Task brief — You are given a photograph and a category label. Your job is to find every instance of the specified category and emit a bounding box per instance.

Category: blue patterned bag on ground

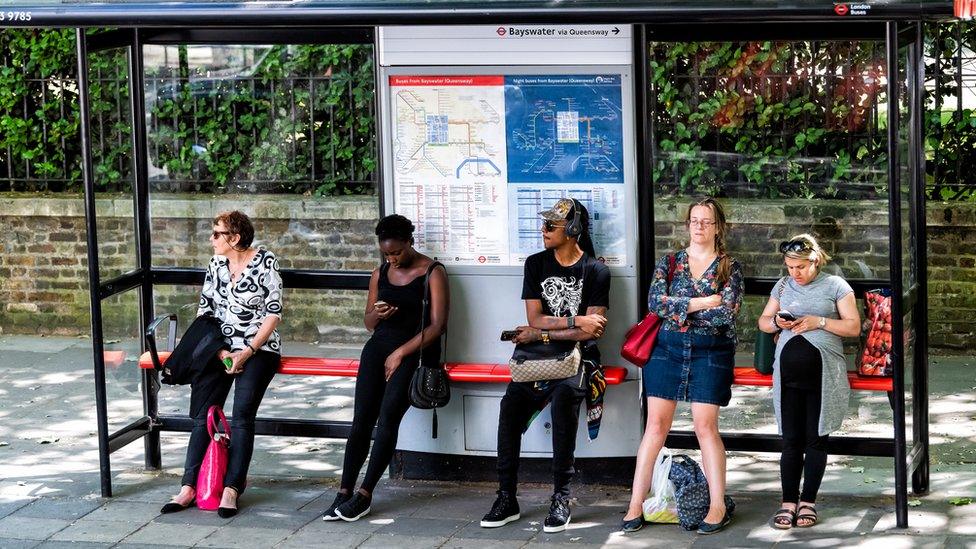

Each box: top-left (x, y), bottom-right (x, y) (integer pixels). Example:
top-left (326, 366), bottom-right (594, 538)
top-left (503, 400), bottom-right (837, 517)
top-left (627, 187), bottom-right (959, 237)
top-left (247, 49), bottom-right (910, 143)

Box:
top-left (668, 454), bottom-right (735, 530)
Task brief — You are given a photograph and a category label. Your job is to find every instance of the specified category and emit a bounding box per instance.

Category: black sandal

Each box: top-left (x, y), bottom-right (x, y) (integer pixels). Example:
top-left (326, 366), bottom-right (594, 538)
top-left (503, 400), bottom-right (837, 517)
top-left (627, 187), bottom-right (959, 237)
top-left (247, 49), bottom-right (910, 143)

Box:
top-left (772, 507), bottom-right (796, 529)
top-left (795, 505), bottom-right (818, 528)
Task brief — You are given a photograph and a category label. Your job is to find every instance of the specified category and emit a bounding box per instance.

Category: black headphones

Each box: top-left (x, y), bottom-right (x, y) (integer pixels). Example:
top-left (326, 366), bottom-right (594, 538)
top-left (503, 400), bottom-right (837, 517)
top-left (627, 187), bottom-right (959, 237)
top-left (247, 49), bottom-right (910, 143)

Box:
top-left (564, 199), bottom-right (584, 238)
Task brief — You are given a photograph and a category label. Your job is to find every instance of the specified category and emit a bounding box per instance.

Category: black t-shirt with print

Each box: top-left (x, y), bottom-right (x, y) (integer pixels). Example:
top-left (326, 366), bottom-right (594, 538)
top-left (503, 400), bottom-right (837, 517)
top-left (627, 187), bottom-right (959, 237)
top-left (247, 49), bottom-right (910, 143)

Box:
top-left (521, 249), bottom-right (611, 362)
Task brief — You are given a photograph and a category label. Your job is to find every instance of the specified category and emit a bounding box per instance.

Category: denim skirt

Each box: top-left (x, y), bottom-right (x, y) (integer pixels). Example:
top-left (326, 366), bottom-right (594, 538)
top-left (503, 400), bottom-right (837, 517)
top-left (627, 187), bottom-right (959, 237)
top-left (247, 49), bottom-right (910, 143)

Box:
top-left (642, 328), bottom-right (735, 406)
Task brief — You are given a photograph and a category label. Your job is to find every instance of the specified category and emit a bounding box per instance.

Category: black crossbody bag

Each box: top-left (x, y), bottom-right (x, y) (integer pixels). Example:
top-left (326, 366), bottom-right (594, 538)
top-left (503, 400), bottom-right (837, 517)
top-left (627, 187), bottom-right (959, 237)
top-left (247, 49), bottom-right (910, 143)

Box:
top-left (408, 261), bottom-right (450, 438)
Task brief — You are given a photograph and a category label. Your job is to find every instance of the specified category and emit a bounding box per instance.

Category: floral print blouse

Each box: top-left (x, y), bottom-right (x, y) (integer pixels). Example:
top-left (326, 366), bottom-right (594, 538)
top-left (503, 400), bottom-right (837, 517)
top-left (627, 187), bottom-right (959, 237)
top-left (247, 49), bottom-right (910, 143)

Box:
top-left (647, 249), bottom-right (744, 338)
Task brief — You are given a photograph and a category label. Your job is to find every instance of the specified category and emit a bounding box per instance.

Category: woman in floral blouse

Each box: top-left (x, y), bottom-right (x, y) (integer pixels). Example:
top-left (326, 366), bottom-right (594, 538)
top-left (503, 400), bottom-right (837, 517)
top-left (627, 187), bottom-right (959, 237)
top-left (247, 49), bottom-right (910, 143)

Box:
top-left (621, 197), bottom-right (744, 535)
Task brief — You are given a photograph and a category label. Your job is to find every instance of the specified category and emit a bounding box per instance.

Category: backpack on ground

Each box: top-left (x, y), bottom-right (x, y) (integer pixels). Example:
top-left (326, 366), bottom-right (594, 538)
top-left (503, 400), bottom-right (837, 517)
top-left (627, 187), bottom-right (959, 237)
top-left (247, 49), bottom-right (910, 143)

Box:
top-left (668, 453), bottom-right (735, 530)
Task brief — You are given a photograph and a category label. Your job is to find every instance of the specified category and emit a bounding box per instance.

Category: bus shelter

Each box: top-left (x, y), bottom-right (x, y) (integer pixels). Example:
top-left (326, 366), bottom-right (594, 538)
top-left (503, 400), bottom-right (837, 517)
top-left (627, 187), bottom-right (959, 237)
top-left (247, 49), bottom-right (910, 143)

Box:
top-left (2, 0), bottom-right (946, 528)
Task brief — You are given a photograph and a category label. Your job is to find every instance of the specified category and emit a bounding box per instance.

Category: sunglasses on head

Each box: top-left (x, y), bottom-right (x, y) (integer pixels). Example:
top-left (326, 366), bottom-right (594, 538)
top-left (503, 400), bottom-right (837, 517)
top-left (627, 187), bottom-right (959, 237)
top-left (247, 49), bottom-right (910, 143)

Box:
top-left (779, 239), bottom-right (813, 254)
top-left (543, 220), bottom-right (566, 232)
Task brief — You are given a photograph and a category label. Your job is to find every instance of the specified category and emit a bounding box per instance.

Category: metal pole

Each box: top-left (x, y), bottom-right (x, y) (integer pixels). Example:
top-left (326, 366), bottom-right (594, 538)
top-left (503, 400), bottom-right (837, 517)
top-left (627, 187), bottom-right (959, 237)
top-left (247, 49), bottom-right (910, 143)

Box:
top-left (128, 29), bottom-right (162, 470)
top-left (910, 22), bottom-right (930, 495)
top-left (885, 20), bottom-right (909, 529)
top-left (77, 28), bottom-right (114, 498)
top-left (634, 23), bottom-right (651, 426)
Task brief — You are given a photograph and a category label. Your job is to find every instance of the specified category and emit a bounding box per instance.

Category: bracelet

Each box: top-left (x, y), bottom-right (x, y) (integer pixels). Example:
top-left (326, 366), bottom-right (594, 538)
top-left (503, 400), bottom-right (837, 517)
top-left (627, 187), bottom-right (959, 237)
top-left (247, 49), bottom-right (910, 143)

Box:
top-left (769, 317), bottom-right (780, 332)
top-left (567, 316), bottom-right (575, 329)
top-left (245, 342), bottom-right (257, 354)
top-left (540, 330), bottom-right (551, 344)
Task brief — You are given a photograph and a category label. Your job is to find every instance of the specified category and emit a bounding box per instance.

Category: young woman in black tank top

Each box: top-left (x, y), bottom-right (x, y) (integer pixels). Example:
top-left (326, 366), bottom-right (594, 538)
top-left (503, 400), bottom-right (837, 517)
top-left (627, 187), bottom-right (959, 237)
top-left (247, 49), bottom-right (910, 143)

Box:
top-left (323, 214), bottom-right (449, 522)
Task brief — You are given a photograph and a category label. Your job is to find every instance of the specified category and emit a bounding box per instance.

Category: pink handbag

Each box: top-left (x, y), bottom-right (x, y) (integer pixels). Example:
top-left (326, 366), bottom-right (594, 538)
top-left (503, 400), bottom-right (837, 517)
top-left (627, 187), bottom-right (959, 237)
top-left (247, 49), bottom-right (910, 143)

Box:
top-left (195, 405), bottom-right (231, 510)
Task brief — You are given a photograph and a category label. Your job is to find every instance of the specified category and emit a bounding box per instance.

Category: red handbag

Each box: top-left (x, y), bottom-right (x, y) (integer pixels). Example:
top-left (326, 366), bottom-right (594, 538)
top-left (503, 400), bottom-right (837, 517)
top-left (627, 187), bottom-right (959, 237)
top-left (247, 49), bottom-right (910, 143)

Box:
top-left (195, 405), bottom-right (231, 511)
top-left (621, 254), bottom-right (676, 367)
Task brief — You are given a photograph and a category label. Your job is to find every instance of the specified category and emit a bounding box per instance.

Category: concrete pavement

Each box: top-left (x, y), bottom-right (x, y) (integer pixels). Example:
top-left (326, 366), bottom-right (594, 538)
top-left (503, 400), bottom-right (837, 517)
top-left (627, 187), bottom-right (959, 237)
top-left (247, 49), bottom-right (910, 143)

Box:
top-left (0, 335), bottom-right (974, 548)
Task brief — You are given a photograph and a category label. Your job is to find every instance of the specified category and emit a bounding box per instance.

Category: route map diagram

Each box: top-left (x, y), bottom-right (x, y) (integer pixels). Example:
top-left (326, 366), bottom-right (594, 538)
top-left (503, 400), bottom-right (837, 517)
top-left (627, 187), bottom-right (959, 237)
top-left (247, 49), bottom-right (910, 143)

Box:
top-left (504, 75), bottom-right (624, 184)
top-left (388, 73), bottom-right (629, 267)
top-left (390, 75), bottom-right (509, 264)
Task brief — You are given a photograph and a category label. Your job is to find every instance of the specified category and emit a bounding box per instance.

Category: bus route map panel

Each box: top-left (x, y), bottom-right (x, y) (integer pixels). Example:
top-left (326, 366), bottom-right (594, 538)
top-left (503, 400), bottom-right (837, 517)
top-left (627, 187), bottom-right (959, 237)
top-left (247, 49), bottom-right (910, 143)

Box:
top-left (389, 72), bottom-right (627, 267)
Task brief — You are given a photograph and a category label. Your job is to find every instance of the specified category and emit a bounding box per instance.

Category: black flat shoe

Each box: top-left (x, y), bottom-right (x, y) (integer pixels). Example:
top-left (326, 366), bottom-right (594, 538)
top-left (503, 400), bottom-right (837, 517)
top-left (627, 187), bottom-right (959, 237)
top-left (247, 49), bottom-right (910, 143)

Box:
top-left (697, 510), bottom-right (733, 535)
top-left (217, 506), bottom-right (238, 519)
top-left (160, 501), bottom-right (193, 514)
top-left (620, 515), bottom-right (645, 533)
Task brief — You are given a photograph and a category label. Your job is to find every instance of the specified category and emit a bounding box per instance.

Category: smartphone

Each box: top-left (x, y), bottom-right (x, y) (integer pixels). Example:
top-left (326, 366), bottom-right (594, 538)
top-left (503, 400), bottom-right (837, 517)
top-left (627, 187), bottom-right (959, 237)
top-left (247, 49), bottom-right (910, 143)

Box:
top-left (776, 310), bottom-right (797, 322)
top-left (373, 300), bottom-right (389, 308)
top-left (500, 329), bottom-right (519, 341)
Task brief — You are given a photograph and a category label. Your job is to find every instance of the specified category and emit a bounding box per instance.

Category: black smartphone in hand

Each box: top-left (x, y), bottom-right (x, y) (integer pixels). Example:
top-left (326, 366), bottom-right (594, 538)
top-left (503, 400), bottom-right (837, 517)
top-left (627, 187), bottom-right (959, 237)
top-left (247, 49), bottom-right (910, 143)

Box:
top-left (776, 310), bottom-right (797, 322)
top-left (500, 330), bottom-right (518, 341)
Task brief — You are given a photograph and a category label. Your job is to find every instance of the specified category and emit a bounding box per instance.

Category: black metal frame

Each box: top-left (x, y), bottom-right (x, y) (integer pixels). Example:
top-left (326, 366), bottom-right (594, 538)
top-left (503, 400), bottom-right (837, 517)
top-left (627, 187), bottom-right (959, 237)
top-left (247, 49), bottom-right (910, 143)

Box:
top-left (70, 9), bottom-right (930, 527)
top-left (639, 21), bottom-right (929, 528)
top-left (77, 27), bottom-right (376, 498)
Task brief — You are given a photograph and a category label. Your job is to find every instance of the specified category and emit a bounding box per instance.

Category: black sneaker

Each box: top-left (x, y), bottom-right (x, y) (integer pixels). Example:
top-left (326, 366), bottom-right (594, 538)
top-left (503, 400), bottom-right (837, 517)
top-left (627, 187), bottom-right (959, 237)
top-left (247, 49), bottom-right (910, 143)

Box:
top-left (335, 491), bottom-right (371, 522)
top-left (543, 495), bottom-right (571, 533)
top-left (322, 491), bottom-right (351, 521)
top-left (480, 490), bottom-right (520, 528)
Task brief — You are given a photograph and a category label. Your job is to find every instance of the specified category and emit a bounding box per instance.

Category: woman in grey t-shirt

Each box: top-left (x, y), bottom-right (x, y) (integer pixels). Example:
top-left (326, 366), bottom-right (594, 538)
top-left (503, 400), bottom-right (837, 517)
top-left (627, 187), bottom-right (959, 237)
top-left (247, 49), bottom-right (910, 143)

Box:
top-left (757, 234), bottom-right (861, 529)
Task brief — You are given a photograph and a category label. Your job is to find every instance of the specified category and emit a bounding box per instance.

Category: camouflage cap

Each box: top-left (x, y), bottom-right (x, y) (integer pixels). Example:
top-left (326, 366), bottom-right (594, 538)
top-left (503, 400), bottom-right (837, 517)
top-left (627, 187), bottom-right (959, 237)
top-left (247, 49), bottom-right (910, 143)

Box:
top-left (538, 198), bottom-right (575, 221)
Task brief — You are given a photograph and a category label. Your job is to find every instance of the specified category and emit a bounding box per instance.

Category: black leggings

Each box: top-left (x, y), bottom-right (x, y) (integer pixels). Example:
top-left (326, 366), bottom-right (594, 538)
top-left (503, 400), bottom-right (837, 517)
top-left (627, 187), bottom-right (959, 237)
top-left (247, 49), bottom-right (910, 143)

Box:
top-left (181, 351), bottom-right (280, 493)
top-left (340, 337), bottom-right (418, 494)
top-left (779, 338), bottom-right (828, 504)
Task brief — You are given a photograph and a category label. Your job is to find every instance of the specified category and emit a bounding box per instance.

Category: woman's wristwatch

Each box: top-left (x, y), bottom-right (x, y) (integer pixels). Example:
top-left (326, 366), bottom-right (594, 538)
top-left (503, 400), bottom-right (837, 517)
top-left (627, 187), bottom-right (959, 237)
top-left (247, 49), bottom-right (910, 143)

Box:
top-left (818, 316), bottom-right (827, 329)
top-left (769, 317), bottom-right (780, 332)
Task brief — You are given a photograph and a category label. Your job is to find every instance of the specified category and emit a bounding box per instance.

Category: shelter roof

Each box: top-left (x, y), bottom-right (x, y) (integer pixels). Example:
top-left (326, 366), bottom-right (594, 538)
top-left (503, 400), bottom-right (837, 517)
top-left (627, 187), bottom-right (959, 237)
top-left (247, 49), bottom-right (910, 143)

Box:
top-left (0, 0), bottom-right (956, 27)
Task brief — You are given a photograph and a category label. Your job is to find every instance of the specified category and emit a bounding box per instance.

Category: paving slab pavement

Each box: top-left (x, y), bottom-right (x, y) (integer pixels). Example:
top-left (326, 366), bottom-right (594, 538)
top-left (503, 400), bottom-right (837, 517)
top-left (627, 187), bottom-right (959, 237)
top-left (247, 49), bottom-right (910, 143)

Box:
top-left (0, 335), bottom-right (975, 547)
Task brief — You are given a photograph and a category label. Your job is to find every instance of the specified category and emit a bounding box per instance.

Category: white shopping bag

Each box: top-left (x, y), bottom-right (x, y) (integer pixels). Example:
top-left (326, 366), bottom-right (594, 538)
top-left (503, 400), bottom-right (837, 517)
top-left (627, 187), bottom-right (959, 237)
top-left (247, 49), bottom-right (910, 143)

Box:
top-left (642, 447), bottom-right (679, 523)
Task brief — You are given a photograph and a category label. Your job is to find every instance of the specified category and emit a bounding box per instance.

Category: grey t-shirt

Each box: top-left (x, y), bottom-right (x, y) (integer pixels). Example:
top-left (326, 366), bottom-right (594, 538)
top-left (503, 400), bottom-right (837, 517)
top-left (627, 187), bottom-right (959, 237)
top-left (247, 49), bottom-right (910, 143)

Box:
top-left (773, 273), bottom-right (853, 323)
top-left (771, 272), bottom-right (855, 436)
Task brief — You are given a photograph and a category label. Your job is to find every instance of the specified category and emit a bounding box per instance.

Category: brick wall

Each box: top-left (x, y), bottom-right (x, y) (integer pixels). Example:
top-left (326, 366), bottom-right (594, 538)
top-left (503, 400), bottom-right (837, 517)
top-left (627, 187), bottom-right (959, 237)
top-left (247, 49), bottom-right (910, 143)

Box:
top-left (0, 194), bottom-right (973, 352)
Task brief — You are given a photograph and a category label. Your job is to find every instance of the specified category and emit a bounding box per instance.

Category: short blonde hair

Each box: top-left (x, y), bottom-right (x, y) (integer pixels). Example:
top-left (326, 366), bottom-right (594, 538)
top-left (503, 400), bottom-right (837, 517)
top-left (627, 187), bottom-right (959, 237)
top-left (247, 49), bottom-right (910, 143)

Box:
top-left (780, 233), bottom-right (831, 267)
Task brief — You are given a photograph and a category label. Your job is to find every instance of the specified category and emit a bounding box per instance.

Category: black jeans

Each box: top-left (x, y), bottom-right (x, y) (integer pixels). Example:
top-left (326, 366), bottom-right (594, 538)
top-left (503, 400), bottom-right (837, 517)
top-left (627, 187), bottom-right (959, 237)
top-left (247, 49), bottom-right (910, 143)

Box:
top-left (180, 351), bottom-right (279, 493)
top-left (780, 385), bottom-right (829, 504)
top-left (340, 337), bottom-right (419, 494)
top-left (496, 368), bottom-right (586, 498)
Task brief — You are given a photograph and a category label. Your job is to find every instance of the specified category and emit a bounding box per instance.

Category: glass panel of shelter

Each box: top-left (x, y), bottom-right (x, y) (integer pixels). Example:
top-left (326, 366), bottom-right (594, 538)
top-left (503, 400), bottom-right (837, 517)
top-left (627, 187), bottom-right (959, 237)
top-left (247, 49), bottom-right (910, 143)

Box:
top-left (88, 46), bottom-right (140, 281)
top-left (896, 24), bottom-right (922, 451)
top-left (85, 41), bottom-right (147, 434)
top-left (647, 33), bottom-right (898, 435)
top-left (100, 287), bottom-right (146, 433)
top-left (142, 42), bottom-right (379, 273)
top-left (135, 40), bottom-right (380, 443)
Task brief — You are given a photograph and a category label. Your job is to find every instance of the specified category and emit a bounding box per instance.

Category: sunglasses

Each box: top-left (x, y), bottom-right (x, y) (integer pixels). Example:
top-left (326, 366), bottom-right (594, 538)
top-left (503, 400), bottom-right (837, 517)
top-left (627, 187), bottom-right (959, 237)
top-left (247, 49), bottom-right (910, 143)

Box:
top-left (211, 230), bottom-right (232, 240)
top-left (543, 220), bottom-right (566, 232)
top-left (779, 240), bottom-right (813, 254)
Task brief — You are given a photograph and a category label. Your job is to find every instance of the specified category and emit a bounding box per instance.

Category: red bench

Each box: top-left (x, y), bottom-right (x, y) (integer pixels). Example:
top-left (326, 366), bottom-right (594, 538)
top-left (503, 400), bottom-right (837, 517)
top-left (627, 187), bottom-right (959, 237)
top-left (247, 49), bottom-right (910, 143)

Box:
top-left (732, 367), bottom-right (893, 392)
top-left (138, 353), bottom-right (890, 391)
top-left (137, 352), bottom-right (628, 385)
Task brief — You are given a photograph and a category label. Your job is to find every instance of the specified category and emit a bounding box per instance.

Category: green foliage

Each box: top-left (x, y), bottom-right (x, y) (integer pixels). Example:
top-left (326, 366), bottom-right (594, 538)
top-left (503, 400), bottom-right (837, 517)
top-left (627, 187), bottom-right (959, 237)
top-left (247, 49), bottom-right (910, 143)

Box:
top-left (924, 21), bottom-right (976, 201)
top-left (146, 43), bottom-right (375, 195)
top-left (0, 30), bottom-right (375, 195)
top-left (4, 25), bottom-right (976, 201)
top-left (650, 40), bottom-right (889, 200)
top-left (0, 29), bottom-right (80, 191)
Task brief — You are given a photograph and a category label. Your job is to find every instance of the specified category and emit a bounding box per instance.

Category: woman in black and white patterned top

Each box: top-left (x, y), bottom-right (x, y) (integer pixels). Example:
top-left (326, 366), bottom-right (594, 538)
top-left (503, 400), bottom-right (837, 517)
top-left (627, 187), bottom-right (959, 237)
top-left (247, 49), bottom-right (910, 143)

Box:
top-left (161, 210), bottom-right (283, 519)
